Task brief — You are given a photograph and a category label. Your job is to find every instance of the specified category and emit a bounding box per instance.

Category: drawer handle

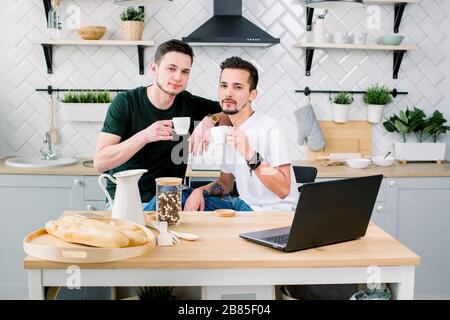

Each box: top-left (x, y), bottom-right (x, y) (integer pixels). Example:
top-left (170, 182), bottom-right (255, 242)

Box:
top-left (86, 204), bottom-right (95, 211)
top-left (389, 181), bottom-right (396, 187)
top-left (73, 179), bottom-right (82, 186)
top-left (377, 206), bottom-right (384, 213)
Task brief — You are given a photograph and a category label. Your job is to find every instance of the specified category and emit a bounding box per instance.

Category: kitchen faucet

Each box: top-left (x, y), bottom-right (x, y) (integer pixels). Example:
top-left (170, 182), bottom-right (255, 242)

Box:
top-left (40, 131), bottom-right (61, 160)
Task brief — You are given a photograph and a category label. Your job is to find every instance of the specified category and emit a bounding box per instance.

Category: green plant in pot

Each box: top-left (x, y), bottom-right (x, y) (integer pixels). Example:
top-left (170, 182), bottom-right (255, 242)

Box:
top-left (60, 91), bottom-right (112, 122)
top-left (363, 85), bottom-right (393, 123)
top-left (383, 107), bottom-right (449, 163)
top-left (137, 286), bottom-right (180, 300)
top-left (383, 107), bottom-right (426, 142)
top-left (120, 7), bottom-right (145, 40)
top-left (331, 92), bottom-right (352, 123)
top-left (62, 91), bottom-right (112, 104)
top-left (422, 110), bottom-right (450, 143)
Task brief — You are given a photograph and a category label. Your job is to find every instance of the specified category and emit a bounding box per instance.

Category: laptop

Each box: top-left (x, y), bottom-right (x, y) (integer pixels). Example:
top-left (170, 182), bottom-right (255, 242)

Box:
top-left (239, 175), bottom-right (383, 252)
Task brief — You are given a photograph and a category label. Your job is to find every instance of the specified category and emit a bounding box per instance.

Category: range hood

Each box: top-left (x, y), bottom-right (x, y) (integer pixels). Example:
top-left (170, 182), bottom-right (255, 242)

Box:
top-left (182, 0), bottom-right (280, 47)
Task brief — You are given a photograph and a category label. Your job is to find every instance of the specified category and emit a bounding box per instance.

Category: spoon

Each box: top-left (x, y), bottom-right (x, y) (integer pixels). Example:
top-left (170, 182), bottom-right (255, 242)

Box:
top-left (169, 230), bottom-right (199, 241)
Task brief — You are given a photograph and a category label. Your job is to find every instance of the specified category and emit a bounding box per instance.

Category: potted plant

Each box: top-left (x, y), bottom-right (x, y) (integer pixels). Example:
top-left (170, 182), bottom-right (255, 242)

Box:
top-left (313, 9), bottom-right (328, 43)
top-left (136, 287), bottom-right (180, 300)
top-left (331, 92), bottom-right (352, 123)
top-left (383, 108), bottom-right (449, 163)
top-left (120, 7), bottom-right (145, 41)
top-left (60, 91), bottom-right (112, 122)
top-left (363, 85), bottom-right (393, 123)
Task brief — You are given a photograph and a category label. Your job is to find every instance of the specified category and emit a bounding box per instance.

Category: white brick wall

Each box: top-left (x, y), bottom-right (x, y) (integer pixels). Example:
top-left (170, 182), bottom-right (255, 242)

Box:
top-left (0, 0), bottom-right (449, 159)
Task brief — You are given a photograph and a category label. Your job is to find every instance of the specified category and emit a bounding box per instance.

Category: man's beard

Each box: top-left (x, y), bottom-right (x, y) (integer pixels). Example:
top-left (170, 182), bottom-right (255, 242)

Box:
top-left (221, 100), bottom-right (248, 115)
top-left (156, 79), bottom-right (179, 96)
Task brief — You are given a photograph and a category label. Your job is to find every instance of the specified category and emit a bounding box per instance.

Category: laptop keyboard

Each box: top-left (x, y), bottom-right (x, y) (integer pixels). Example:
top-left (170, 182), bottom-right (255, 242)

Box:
top-left (262, 234), bottom-right (289, 245)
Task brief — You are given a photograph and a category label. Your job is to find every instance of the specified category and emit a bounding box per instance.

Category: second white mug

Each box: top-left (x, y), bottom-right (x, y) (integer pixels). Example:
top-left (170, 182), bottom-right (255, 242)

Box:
top-left (352, 32), bottom-right (368, 44)
top-left (333, 31), bottom-right (347, 44)
top-left (210, 126), bottom-right (230, 145)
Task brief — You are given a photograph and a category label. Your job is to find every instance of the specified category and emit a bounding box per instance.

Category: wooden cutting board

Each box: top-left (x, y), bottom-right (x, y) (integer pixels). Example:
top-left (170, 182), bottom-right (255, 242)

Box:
top-left (23, 218), bottom-right (156, 263)
top-left (307, 121), bottom-right (372, 161)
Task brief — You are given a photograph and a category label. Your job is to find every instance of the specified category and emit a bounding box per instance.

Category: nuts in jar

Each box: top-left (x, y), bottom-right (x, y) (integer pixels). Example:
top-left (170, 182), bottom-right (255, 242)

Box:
top-left (155, 177), bottom-right (182, 224)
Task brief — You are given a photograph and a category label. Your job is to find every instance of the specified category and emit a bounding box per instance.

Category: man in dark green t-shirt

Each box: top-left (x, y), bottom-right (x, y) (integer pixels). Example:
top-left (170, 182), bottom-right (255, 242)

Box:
top-left (94, 39), bottom-right (229, 203)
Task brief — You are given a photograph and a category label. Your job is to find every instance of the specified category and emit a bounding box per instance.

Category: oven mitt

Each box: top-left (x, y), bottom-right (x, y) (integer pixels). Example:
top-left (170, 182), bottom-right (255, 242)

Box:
top-left (294, 104), bottom-right (325, 151)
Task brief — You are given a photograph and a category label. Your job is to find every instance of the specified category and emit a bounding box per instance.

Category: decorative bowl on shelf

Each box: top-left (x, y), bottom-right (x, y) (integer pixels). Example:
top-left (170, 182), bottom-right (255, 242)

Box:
top-left (378, 34), bottom-right (404, 46)
top-left (77, 26), bottom-right (107, 40)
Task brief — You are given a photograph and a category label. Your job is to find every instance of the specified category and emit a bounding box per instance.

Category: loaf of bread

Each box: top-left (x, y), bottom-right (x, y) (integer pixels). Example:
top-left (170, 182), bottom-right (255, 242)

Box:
top-left (61, 216), bottom-right (148, 247)
top-left (120, 229), bottom-right (148, 246)
top-left (45, 220), bottom-right (130, 248)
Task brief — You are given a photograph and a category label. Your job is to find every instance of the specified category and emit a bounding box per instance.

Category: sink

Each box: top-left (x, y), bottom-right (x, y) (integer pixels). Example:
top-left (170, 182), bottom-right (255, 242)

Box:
top-left (5, 157), bottom-right (78, 168)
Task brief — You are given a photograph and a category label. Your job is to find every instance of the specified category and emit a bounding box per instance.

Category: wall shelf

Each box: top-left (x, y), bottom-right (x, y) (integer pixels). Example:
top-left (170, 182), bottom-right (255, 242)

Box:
top-left (42, 0), bottom-right (146, 23)
top-left (40, 0), bottom-right (149, 74)
top-left (33, 39), bottom-right (154, 74)
top-left (305, 0), bottom-right (419, 33)
top-left (296, 42), bottom-right (416, 79)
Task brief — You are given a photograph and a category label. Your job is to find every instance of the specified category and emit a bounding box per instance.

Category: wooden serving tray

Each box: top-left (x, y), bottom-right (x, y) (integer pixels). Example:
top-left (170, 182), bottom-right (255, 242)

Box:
top-left (23, 218), bottom-right (156, 263)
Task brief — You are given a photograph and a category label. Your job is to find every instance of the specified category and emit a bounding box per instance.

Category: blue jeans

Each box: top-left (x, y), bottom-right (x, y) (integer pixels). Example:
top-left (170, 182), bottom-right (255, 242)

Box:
top-left (143, 187), bottom-right (253, 212)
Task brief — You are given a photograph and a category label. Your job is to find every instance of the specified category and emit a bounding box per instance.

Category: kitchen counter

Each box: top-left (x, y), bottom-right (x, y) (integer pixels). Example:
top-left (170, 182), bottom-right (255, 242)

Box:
top-left (2, 158), bottom-right (450, 178)
top-left (186, 161), bottom-right (450, 178)
top-left (0, 158), bottom-right (98, 176)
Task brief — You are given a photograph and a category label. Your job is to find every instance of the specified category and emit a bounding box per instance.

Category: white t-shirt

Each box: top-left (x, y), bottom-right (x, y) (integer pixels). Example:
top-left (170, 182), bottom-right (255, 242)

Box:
top-left (220, 113), bottom-right (299, 211)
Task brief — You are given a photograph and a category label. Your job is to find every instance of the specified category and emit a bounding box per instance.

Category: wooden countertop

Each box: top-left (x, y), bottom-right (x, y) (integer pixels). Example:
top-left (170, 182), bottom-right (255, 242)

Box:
top-left (24, 211), bottom-right (420, 269)
top-left (0, 158), bottom-right (98, 176)
top-left (186, 161), bottom-right (450, 178)
top-left (3, 158), bottom-right (449, 178)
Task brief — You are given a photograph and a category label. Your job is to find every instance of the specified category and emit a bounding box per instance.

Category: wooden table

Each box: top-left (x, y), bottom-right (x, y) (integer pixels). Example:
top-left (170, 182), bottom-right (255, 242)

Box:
top-left (24, 211), bottom-right (420, 300)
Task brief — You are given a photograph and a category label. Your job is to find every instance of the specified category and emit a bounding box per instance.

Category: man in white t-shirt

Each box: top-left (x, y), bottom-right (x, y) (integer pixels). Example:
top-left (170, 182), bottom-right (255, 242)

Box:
top-left (184, 57), bottom-right (299, 211)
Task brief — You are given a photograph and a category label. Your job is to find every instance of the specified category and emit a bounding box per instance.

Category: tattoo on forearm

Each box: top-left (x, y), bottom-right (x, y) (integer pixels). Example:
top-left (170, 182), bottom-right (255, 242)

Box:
top-left (204, 182), bottom-right (227, 197)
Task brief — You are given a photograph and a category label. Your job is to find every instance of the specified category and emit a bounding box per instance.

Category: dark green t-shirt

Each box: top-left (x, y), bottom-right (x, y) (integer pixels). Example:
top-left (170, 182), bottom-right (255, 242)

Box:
top-left (101, 86), bottom-right (220, 203)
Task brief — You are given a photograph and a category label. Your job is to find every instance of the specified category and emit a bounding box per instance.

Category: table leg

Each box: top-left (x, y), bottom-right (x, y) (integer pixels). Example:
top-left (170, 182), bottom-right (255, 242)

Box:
top-left (28, 269), bottom-right (45, 300)
top-left (390, 266), bottom-right (415, 300)
top-left (202, 285), bottom-right (275, 300)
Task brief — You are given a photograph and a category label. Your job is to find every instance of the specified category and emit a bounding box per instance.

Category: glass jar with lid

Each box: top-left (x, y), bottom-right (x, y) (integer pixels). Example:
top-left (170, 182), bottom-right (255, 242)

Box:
top-left (155, 177), bottom-right (183, 225)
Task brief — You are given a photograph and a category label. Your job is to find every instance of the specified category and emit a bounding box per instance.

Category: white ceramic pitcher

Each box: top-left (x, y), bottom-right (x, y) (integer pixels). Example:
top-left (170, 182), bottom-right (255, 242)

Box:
top-left (98, 169), bottom-right (147, 225)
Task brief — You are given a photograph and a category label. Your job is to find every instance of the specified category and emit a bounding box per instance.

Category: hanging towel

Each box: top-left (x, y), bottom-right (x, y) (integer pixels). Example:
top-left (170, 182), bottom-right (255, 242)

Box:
top-left (294, 104), bottom-right (325, 151)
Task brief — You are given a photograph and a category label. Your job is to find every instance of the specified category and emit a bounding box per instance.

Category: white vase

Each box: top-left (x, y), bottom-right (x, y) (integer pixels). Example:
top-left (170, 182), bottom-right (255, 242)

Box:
top-left (332, 103), bottom-right (349, 123)
top-left (313, 19), bottom-right (328, 43)
top-left (367, 104), bottom-right (384, 123)
top-left (395, 142), bottom-right (446, 162)
top-left (60, 102), bottom-right (110, 122)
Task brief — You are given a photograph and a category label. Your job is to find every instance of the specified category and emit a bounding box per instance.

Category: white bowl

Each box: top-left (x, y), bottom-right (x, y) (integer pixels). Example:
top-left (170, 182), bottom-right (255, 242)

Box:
top-left (346, 158), bottom-right (371, 169)
top-left (372, 156), bottom-right (395, 167)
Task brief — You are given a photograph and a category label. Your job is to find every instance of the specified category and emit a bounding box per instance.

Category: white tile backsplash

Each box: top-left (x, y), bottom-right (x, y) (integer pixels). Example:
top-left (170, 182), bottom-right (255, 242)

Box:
top-left (0, 0), bottom-right (449, 160)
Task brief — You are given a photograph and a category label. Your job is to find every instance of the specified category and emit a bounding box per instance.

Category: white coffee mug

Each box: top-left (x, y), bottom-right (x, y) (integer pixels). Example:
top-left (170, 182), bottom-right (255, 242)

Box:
top-left (333, 31), bottom-right (347, 44)
top-left (210, 126), bottom-right (230, 145)
top-left (172, 117), bottom-right (190, 135)
top-left (352, 32), bottom-right (367, 44)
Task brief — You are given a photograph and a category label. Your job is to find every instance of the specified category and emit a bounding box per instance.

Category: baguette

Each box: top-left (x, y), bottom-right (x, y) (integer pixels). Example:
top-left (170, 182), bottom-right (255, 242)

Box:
top-left (45, 220), bottom-right (130, 248)
top-left (120, 229), bottom-right (148, 246)
top-left (60, 216), bottom-right (147, 246)
top-left (63, 216), bottom-right (140, 231)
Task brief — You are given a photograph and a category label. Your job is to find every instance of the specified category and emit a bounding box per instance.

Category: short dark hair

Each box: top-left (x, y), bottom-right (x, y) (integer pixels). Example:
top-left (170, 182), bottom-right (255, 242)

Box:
top-left (155, 39), bottom-right (194, 65)
top-left (220, 57), bottom-right (259, 91)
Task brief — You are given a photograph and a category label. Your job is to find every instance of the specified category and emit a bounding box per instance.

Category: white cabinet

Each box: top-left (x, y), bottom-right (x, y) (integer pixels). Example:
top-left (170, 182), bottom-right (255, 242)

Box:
top-left (385, 177), bottom-right (450, 299)
top-left (0, 174), bottom-right (105, 299)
